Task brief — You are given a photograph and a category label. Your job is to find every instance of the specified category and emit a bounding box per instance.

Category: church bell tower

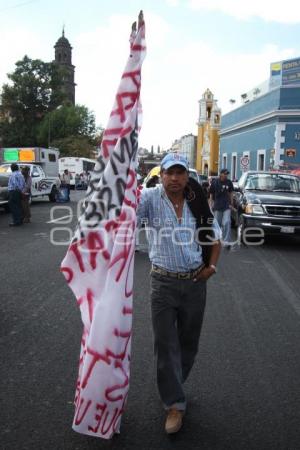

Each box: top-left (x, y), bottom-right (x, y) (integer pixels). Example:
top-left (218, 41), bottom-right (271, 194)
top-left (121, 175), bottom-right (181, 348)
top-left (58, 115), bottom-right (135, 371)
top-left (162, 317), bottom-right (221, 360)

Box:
top-left (196, 89), bottom-right (221, 175)
top-left (54, 28), bottom-right (76, 105)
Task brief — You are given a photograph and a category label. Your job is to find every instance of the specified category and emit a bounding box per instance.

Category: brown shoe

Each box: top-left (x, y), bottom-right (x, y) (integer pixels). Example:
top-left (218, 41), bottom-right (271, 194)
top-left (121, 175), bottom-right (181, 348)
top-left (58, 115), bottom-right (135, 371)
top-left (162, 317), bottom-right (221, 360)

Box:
top-left (165, 408), bottom-right (183, 434)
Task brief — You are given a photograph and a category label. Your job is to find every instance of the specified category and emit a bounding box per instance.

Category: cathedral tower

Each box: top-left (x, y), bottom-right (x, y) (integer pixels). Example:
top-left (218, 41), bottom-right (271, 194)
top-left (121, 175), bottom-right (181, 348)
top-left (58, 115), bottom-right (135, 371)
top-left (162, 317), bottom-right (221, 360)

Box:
top-left (54, 28), bottom-right (76, 105)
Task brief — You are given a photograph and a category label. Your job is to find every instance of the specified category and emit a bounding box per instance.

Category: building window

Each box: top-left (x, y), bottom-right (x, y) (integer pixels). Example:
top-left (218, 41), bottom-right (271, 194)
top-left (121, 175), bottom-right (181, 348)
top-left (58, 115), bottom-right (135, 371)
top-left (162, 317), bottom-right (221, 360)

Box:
top-left (232, 154), bottom-right (237, 180)
top-left (257, 151), bottom-right (265, 171)
top-left (49, 154), bottom-right (56, 162)
top-left (258, 154), bottom-right (264, 170)
top-left (222, 154), bottom-right (227, 169)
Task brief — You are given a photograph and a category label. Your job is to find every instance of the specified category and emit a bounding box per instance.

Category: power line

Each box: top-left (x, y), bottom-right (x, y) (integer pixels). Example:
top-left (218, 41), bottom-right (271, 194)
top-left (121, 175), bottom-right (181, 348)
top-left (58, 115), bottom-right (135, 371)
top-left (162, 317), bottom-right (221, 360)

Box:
top-left (0, 0), bottom-right (41, 13)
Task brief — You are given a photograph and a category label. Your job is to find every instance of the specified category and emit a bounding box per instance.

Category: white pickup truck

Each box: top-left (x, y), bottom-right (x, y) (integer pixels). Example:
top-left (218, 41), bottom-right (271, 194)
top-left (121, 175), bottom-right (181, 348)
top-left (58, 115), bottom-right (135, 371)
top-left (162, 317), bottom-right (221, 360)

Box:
top-left (0, 147), bottom-right (60, 202)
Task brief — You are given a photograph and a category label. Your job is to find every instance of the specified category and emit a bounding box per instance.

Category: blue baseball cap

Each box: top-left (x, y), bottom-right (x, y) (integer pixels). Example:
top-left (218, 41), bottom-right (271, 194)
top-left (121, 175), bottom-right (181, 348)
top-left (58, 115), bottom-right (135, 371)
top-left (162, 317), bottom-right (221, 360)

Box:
top-left (161, 153), bottom-right (189, 171)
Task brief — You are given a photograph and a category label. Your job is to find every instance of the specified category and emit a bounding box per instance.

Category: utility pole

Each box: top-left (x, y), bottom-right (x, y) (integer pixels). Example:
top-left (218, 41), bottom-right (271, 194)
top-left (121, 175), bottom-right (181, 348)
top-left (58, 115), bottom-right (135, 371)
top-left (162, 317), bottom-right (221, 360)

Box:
top-left (48, 115), bottom-right (51, 148)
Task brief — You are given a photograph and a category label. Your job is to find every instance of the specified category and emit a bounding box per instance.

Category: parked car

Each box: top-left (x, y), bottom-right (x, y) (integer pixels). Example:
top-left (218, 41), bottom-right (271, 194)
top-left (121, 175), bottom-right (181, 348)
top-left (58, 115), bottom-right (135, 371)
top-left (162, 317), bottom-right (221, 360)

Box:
top-left (188, 168), bottom-right (202, 184)
top-left (198, 174), bottom-right (208, 184)
top-left (232, 171), bottom-right (300, 242)
top-left (0, 173), bottom-right (9, 212)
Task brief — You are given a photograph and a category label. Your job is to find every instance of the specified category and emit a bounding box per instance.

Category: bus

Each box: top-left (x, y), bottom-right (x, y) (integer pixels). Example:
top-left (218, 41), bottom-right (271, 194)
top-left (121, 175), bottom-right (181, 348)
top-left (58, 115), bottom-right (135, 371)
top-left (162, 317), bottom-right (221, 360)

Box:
top-left (58, 157), bottom-right (96, 186)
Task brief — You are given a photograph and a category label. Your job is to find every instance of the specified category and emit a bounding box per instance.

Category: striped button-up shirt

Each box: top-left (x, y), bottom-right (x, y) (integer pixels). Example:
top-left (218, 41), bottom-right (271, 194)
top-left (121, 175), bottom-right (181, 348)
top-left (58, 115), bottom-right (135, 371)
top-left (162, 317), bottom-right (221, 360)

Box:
top-left (136, 185), bottom-right (221, 272)
top-left (8, 171), bottom-right (25, 192)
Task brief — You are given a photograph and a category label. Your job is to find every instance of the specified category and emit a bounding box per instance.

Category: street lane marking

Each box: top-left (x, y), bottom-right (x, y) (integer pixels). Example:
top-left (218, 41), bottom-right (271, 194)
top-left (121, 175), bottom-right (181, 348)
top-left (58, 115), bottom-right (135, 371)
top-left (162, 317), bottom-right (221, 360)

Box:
top-left (257, 249), bottom-right (300, 317)
top-left (47, 214), bottom-right (74, 224)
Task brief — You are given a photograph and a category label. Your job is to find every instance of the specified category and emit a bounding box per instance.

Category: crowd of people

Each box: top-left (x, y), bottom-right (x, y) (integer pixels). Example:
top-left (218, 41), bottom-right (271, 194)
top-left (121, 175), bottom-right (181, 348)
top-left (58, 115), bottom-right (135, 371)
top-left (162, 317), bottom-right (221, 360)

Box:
top-left (74, 172), bottom-right (90, 189)
top-left (7, 160), bottom-right (233, 252)
top-left (57, 170), bottom-right (91, 202)
top-left (7, 166), bottom-right (91, 224)
top-left (6, 154), bottom-right (234, 434)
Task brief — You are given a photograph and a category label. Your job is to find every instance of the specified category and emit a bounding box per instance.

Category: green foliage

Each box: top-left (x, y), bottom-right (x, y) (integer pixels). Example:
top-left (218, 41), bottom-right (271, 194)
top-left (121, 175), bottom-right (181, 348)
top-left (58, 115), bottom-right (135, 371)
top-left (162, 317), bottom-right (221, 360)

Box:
top-left (51, 135), bottom-right (96, 158)
top-left (0, 56), bottom-right (67, 146)
top-left (0, 56), bottom-right (97, 158)
top-left (36, 104), bottom-right (96, 147)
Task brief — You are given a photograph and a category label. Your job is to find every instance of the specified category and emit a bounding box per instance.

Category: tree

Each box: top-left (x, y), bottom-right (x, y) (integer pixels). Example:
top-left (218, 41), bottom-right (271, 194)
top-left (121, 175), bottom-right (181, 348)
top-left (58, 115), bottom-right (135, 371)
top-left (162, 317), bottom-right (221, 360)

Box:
top-left (0, 56), bottom-right (67, 146)
top-left (36, 104), bottom-right (96, 147)
top-left (51, 136), bottom-right (96, 158)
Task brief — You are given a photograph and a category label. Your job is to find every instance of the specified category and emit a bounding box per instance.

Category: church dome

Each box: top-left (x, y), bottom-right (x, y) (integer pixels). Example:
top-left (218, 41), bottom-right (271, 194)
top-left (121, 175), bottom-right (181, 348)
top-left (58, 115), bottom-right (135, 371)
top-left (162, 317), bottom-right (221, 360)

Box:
top-left (203, 88), bottom-right (213, 101)
top-left (54, 30), bottom-right (71, 48)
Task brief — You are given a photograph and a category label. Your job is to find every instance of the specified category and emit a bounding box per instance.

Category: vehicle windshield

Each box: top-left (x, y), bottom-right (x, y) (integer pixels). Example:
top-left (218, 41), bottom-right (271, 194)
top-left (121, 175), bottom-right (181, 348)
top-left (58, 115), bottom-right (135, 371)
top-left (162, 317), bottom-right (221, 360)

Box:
top-left (189, 170), bottom-right (198, 181)
top-left (0, 164), bottom-right (31, 174)
top-left (245, 173), bottom-right (300, 192)
top-left (0, 165), bottom-right (11, 173)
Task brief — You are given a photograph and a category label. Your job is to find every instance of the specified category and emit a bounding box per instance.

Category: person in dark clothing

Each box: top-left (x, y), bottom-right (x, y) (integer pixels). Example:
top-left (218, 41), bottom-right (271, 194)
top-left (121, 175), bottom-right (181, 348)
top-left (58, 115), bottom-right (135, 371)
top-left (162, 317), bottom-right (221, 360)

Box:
top-left (8, 163), bottom-right (25, 226)
top-left (209, 169), bottom-right (234, 248)
top-left (21, 166), bottom-right (32, 223)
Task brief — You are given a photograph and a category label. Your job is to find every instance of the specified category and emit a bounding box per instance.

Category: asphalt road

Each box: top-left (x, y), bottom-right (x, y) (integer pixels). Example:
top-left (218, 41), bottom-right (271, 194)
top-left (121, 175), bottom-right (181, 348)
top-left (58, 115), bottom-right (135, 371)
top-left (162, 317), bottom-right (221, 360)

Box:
top-left (1, 191), bottom-right (300, 450)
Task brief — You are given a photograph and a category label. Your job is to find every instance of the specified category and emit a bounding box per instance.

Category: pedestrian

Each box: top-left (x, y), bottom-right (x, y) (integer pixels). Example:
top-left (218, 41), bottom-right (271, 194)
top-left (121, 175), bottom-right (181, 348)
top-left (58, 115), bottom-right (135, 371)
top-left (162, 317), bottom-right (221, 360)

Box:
top-left (56, 174), bottom-right (61, 189)
top-left (8, 163), bottom-right (25, 226)
top-left (21, 166), bottom-right (32, 223)
top-left (209, 169), bottom-right (234, 249)
top-left (61, 169), bottom-right (72, 201)
top-left (81, 172), bottom-right (87, 189)
top-left (136, 153), bottom-right (221, 434)
top-left (75, 173), bottom-right (80, 190)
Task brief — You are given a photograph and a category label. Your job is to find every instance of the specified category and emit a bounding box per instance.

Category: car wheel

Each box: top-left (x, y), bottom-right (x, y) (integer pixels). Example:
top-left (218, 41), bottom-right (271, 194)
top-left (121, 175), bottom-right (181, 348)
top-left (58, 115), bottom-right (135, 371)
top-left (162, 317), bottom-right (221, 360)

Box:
top-left (49, 186), bottom-right (57, 202)
top-left (238, 215), bottom-right (265, 245)
top-left (231, 209), bottom-right (238, 229)
top-left (4, 203), bottom-right (10, 213)
top-left (237, 215), bottom-right (247, 245)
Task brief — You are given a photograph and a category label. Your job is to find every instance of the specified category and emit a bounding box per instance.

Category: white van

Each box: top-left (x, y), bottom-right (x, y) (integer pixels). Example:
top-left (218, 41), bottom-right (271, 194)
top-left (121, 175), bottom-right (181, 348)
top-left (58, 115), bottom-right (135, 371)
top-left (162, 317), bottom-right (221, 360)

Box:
top-left (59, 157), bottom-right (96, 186)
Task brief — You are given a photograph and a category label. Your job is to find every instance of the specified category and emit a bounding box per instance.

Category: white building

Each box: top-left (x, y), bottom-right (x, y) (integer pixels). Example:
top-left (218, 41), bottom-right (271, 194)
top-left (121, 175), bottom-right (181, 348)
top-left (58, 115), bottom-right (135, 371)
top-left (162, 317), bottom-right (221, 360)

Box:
top-left (178, 134), bottom-right (197, 168)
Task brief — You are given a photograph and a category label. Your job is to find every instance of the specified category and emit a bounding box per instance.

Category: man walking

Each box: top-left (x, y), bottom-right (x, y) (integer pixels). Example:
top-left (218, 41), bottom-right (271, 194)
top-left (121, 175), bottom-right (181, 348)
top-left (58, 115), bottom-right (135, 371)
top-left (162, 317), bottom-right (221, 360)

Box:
top-left (209, 169), bottom-right (234, 249)
top-left (137, 154), bottom-right (221, 434)
top-left (62, 169), bottom-right (72, 201)
top-left (8, 163), bottom-right (25, 226)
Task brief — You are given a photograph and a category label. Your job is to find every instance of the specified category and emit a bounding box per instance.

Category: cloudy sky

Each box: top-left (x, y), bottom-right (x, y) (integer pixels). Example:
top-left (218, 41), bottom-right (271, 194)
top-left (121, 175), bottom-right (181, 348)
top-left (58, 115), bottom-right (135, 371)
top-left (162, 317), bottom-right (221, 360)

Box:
top-left (1, 0), bottom-right (300, 150)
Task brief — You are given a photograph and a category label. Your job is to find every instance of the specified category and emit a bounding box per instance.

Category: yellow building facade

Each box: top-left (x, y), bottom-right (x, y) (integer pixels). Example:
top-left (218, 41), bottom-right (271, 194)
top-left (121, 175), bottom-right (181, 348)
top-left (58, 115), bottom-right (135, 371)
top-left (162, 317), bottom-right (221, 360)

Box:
top-left (196, 89), bottom-right (221, 175)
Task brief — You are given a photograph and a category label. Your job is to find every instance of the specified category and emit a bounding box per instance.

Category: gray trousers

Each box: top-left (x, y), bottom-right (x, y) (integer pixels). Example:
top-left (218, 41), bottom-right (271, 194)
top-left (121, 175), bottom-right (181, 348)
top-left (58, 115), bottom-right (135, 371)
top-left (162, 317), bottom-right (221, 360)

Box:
top-left (150, 271), bottom-right (207, 410)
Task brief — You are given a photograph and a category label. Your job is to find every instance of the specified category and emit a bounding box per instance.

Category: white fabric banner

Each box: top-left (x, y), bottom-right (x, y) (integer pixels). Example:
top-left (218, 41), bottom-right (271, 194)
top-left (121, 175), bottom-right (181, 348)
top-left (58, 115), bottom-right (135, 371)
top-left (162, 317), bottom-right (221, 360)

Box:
top-left (60, 13), bottom-right (146, 439)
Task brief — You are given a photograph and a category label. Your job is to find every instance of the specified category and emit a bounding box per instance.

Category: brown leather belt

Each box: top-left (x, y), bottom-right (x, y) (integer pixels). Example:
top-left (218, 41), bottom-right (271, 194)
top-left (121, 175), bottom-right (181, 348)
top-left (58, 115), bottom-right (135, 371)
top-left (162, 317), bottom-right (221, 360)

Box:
top-left (151, 264), bottom-right (205, 280)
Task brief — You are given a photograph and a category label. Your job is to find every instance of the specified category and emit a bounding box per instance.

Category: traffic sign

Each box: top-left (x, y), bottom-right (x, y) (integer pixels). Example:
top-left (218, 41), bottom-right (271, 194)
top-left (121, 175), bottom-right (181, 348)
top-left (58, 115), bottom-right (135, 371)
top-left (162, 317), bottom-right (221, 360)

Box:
top-left (240, 156), bottom-right (249, 172)
top-left (285, 148), bottom-right (296, 157)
